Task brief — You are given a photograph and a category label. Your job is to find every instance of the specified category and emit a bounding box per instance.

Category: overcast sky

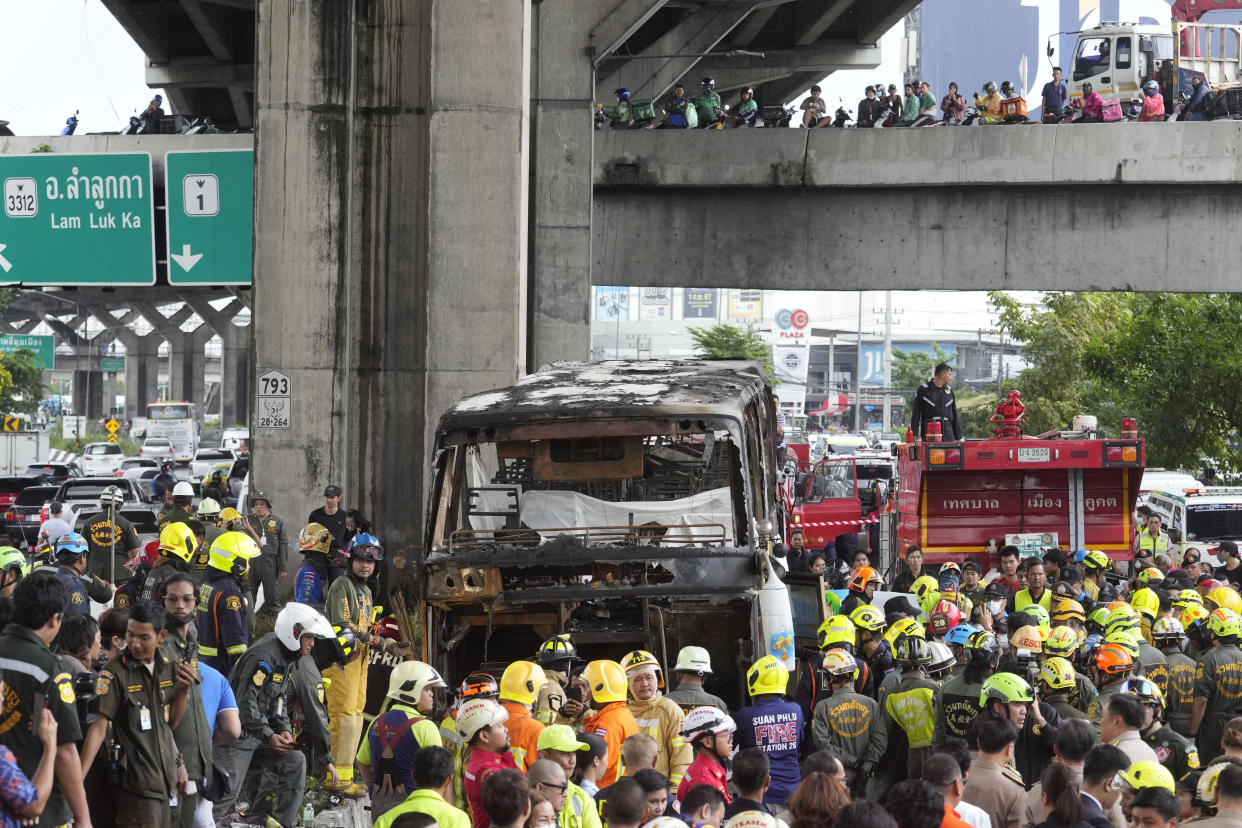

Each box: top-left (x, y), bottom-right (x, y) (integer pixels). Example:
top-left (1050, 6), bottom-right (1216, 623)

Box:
top-left (0, 1), bottom-right (164, 136)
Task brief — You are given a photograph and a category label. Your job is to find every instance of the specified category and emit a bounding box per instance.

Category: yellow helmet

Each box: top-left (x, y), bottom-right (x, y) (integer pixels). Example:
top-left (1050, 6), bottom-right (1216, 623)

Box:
top-left (1051, 598), bottom-right (1085, 625)
top-left (581, 660), bottom-right (628, 704)
top-left (1207, 586), bottom-right (1242, 614)
top-left (919, 588), bottom-right (943, 619)
top-left (299, 522), bottom-right (332, 554)
top-left (1009, 625), bottom-right (1043, 653)
top-left (1208, 607), bottom-right (1242, 639)
top-left (746, 655), bottom-right (789, 697)
top-left (1105, 605), bottom-right (1141, 637)
top-left (1137, 567), bottom-right (1164, 586)
top-left (817, 616), bottom-right (856, 650)
top-left (1037, 656), bottom-right (1075, 691)
top-left (499, 661), bottom-right (547, 706)
top-left (1118, 761), bottom-right (1175, 794)
top-left (220, 507), bottom-right (243, 523)
top-left (911, 575), bottom-right (939, 603)
top-left (1181, 603), bottom-right (1211, 631)
top-left (1044, 626), bottom-right (1079, 658)
top-left (158, 522), bottom-right (198, 563)
top-left (1025, 604), bottom-right (1051, 630)
top-left (619, 649), bottom-right (664, 688)
top-left (849, 605), bottom-right (886, 633)
top-left (1173, 589), bottom-right (1204, 611)
top-left (207, 530), bottom-right (260, 577)
top-left (883, 617), bottom-right (926, 651)
top-left (1129, 588), bottom-right (1160, 620)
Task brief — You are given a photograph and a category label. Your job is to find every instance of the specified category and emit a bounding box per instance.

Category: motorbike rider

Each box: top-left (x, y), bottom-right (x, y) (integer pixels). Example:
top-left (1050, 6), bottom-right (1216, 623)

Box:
top-left (799, 84), bottom-right (831, 128)
top-left (734, 88), bottom-right (758, 127)
top-left (940, 82), bottom-right (966, 124)
top-left (1071, 81), bottom-right (1105, 122)
top-left (973, 81), bottom-right (1003, 124)
top-left (1139, 80), bottom-right (1166, 122)
top-left (694, 77), bottom-right (724, 127)
top-left (1183, 76), bottom-right (1214, 121)
top-left (858, 86), bottom-right (887, 127)
top-left (665, 84), bottom-right (690, 129)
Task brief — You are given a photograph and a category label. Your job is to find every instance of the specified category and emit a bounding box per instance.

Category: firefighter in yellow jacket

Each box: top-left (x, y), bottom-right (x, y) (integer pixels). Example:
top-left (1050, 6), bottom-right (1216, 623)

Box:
top-left (323, 532), bottom-right (398, 794)
top-left (620, 650), bottom-right (692, 790)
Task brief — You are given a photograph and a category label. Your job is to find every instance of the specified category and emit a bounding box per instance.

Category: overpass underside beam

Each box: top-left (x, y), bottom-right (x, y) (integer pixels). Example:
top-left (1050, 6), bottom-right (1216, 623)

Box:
top-left (596, 3), bottom-right (757, 101)
top-left (592, 185), bottom-right (1240, 292)
top-left (697, 42), bottom-right (882, 93)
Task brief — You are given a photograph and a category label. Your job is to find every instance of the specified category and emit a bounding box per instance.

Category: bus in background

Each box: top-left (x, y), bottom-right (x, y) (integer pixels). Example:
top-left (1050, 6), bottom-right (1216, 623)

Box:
top-left (145, 401), bottom-right (199, 462)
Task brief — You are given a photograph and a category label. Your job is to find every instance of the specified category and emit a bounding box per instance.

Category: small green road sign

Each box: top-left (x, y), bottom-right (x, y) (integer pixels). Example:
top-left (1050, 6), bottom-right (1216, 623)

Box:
top-left (0, 153), bottom-right (155, 285)
top-left (0, 334), bottom-right (55, 369)
top-left (100, 357), bottom-right (125, 372)
top-left (165, 149), bottom-right (253, 285)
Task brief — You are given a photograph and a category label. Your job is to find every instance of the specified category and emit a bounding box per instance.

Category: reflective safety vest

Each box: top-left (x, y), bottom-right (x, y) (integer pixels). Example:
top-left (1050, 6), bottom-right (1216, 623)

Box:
top-left (1015, 588), bottom-right (1052, 612)
top-left (1137, 531), bottom-right (1171, 555)
top-left (559, 781), bottom-right (602, 828)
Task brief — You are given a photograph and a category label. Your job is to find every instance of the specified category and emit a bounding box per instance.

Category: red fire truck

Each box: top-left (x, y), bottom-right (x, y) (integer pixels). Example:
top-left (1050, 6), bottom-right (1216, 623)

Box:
top-left (894, 418), bottom-right (1145, 572)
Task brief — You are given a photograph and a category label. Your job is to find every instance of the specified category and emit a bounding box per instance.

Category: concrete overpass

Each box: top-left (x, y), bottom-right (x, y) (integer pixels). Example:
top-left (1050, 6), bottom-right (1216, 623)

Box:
top-left (592, 123), bottom-right (1242, 291)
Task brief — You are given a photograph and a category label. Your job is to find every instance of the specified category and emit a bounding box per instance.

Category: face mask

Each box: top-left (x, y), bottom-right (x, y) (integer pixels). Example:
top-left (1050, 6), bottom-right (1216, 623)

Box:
top-left (986, 600), bottom-right (1003, 616)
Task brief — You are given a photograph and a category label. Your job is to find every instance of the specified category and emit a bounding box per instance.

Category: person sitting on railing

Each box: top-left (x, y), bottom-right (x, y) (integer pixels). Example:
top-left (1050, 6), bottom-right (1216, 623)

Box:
top-left (1138, 81), bottom-right (1166, 122)
top-left (1070, 81), bottom-right (1104, 122)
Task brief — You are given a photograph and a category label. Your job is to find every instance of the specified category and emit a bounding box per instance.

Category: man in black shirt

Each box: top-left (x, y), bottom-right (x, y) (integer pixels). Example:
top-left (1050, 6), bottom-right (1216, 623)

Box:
top-left (857, 86), bottom-right (887, 127)
top-left (308, 485), bottom-right (348, 553)
top-left (910, 362), bottom-right (962, 441)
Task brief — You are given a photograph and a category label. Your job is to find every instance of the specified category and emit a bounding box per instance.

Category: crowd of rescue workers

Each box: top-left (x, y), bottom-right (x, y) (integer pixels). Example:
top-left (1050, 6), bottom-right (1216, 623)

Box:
top-left (3, 479), bottom-right (1242, 828)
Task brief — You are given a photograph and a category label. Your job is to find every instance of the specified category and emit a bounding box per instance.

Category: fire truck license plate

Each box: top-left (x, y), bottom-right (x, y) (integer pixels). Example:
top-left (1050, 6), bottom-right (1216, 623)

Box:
top-left (1017, 447), bottom-right (1050, 463)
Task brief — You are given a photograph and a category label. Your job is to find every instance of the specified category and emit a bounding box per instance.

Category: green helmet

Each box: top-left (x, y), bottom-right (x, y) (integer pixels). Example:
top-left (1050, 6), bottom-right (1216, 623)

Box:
top-left (980, 672), bottom-right (1035, 707)
top-left (0, 546), bottom-right (29, 580)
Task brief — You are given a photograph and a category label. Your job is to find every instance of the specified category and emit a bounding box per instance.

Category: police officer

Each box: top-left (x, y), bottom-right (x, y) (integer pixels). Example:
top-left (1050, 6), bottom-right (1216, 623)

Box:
top-left (82, 485), bottom-right (141, 588)
top-left (292, 623), bottom-right (357, 794)
top-left (909, 362), bottom-right (961, 441)
top-left (0, 545), bottom-right (29, 598)
top-left (80, 599), bottom-right (194, 828)
top-left (664, 646), bottom-right (729, 715)
top-left (1127, 677), bottom-right (1201, 784)
top-left (1134, 513), bottom-right (1173, 559)
top-left (158, 481), bottom-right (195, 532)
top-left (248, 491), bottom-right (287, 616)
top-left (1190, 608), bottom-right (1242, 762)
top-left (140, 522), bottom-right (198, 603)
top-left (0, 573), bottom-right (92, 828)
top-left (811, 649), bottom-right (878, 790)
top-left (211, 603), bottom-right (336, 827)
top-left (31, 532), bottom-right (112, 614)
top-left (195, 530), bottom-right (259, 676)
top-left (161, 573), bottom-right (213, 828)
top-left (935, 629), bottom-right (1000, 743)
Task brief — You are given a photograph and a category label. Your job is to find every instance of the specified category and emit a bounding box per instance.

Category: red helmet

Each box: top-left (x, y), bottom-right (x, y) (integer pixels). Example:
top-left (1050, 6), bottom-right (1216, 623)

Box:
top-left (374, 616), bottom-right (401, 641)
top-left (138, 539), bottom-right (160, 568)
top-left (929, 599), bottom-right (963, 635)
top-left (849, 566), bottom-right (883, 594)
top-left (1198, 578), bottom-right (1225, 598)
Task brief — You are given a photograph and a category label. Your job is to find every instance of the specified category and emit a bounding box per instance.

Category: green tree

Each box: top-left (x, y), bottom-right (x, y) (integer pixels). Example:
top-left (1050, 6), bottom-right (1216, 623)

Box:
top-left (0, 349), bottom-right (47, 415)
top-left (687, 324), bottom-right (773, 374)
top-left (891, 344), bottom-right (956, 391)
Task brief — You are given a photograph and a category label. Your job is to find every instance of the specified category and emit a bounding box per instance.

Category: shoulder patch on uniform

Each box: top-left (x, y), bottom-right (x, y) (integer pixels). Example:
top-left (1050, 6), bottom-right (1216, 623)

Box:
top-left (116, 594), bottom-right (131, 608)
top-left (272, 673), bottom-right (284, 684)
top-left (1002, 765), bottom-right (1025, 787)
top-left (53, 672), bottom-right (75, 704)
top-left (317, 683), bottom-right (325, 703)
top-left (594, 728), bottom-right (607, 737)
top-left (253, 670), bottom-right (268, 687)
top-left (96, 670), bottom-right (112, 696)
top-left (71, 592), bottom-right (84, 604)
top-left (1188, 746), bottom-right (1201, 769)
top-left (225, 595), bottom-right (242, 611)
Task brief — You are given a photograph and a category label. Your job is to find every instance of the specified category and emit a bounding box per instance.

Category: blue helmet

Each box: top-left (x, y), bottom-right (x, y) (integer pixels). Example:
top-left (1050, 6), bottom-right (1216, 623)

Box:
top-left (947, 624), bottom-right (975, 646)
top-left (1073, 548), bottom-right (1089, 563)
top-left (54, 532), bottom-right (89, 564)
top-left (615, 88), bottom-right (631, 101)
top-left (347, 532), bottom-right (384, 562)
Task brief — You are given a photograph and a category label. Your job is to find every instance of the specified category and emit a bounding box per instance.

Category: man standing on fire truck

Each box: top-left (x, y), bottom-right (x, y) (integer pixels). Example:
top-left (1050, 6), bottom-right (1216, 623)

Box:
top-left (910, 363), bottom-right (961, 441)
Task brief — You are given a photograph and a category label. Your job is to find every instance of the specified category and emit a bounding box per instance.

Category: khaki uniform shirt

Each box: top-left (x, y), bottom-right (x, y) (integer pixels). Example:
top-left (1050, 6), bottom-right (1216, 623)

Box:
top-left (962, 757), bottom-right (1025, 828)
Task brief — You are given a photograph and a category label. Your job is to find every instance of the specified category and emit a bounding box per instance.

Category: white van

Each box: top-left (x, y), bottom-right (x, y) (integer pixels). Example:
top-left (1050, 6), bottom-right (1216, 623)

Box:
top-left (1139, 468), bottom-right (1203, 498)
top-left (220, 428), bottom-right (249, 452)
top-left (1145, 487), bottom-right (1242, 567)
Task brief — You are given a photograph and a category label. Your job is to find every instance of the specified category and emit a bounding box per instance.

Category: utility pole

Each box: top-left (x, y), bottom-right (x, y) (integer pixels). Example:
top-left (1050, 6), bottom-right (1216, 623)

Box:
top-left (882, 290), bottom-right (893, 432)
top-left (826, 334), bottom-right (835, 404)
top-left (854, 292), bottom-right (863, 431)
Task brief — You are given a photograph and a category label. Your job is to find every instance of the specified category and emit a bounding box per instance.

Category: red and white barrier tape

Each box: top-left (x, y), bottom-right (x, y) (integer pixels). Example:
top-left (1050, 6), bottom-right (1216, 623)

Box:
top-left (794, 514), bottom-right (882, 529)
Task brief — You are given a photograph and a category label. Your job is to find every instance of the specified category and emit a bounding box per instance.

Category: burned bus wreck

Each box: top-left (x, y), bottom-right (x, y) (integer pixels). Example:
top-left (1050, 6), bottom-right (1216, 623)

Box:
top-left (420, 360), bottom-right (795, 706)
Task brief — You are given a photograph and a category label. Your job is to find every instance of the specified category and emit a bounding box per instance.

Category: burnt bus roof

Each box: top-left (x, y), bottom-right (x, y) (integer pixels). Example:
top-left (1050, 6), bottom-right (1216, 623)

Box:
top-left (437, 359), bottom-right (771, 438)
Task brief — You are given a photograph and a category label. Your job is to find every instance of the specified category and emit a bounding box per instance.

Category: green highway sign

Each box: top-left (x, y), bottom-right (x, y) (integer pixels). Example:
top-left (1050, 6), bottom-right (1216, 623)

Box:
top-left (0, 334), bottom-right (54, 369)
top-left (165, 149), bottom-right (253, 285)
top-left (100, 357), bottom-right (125, 372)
top-left (0, 153), bottom-right (155, 285)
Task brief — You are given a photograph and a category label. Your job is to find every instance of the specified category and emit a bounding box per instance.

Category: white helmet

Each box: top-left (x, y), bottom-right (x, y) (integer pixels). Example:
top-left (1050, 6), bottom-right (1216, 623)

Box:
top-left (674, 646), bottom-right (713, 674)
top-left (388, 661), bottom-right (447, 706)
top-left (680, 705), bottom-right (735, 742)
top-left (275, 603), bottom-right (334, 650)
top-left (926, 640), bottom-right (957, 679)
top-left (457, 697), bottom-right (508, 741)
top-left (173, 481), bottom-right (194, 498)
top-left (724, 813), bottom-right (784, 828)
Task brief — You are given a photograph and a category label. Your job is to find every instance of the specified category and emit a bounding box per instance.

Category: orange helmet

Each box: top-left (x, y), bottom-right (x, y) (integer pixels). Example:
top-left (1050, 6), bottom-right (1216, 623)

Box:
top-left (849, 566), bottom-right (883, 594)
top-left (1094, 642), bottom-right (1135, 676)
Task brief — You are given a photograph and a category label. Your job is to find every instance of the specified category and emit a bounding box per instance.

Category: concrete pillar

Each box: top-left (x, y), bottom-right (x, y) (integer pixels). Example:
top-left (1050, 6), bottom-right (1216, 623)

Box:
top-left (122, 334), bottom-right (160, 420)
top-left (218, 323), bottom-right (249, 427)
top-left (254, 0), bottom-right (530, 547)
top-left (72, 369), bottom-right (104, 419)
top-left (164, 327), bottom-right (212, 420)
top-left (529, 1), bottom-right (608, 369)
